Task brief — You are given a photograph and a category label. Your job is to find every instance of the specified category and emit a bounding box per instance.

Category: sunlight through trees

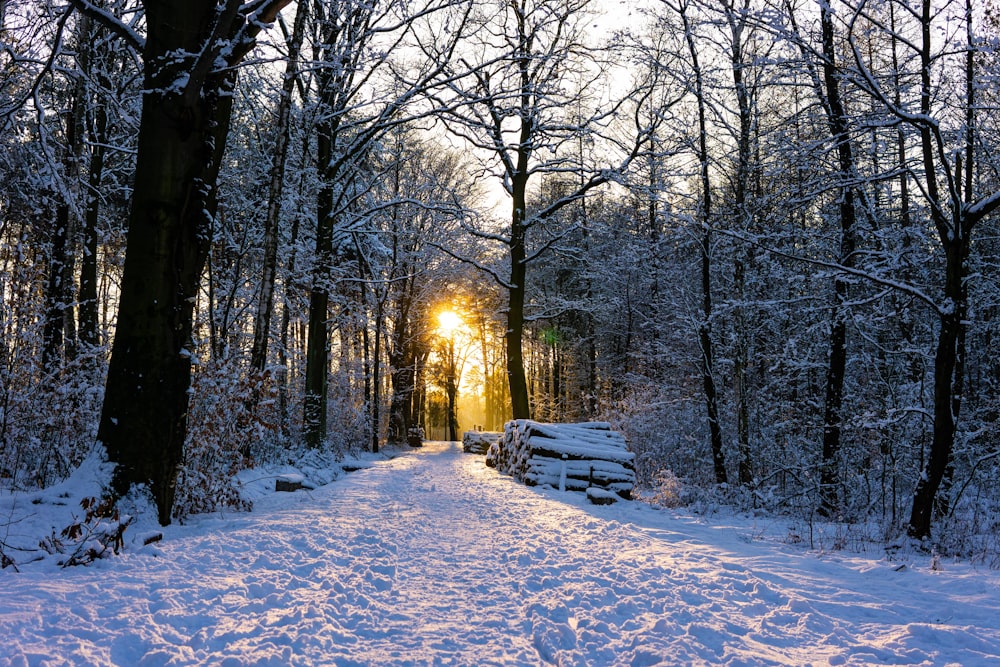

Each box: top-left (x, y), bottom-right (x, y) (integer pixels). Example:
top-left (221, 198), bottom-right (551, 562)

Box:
top-left (2, 0), bottom-right (999, 546)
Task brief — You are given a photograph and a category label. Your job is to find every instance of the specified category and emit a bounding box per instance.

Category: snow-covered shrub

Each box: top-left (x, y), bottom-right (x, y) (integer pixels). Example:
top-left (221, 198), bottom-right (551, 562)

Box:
top-left (38, 496), bottom-right (132, 568)
top-left (650, 469), bottom-right (685, 508)
top-left (322, 371), bottom-right (370, 456)
top-left (0, 233), bottom-right (104, 490)
top-left (0, 332), bottom-right (104, 492)
top-left (931, 484), bottom-right (1000, 567)
top-left (605, 383), bottom-right (713, 490)
top-left (173, 357), bottom-right (264, 520)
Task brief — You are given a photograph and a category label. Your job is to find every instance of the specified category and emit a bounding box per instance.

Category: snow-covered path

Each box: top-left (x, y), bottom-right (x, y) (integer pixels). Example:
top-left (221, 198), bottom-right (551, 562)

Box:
top-left (3, 441), bottom-right (1000, 666)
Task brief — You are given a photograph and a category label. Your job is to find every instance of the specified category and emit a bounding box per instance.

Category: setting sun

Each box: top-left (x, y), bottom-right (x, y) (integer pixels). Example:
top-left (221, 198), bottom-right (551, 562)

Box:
top-left (437, 309), bottom-right (463, 336)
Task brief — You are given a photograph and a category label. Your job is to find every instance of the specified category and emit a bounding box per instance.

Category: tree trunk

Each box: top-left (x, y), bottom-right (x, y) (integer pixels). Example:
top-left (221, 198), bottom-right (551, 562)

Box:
top-left (78, 79), bottom-right (106, 351)
top-left (43, 56), bottom-right (86, 371)
top-left (446, 337), bottom-right (460, 441)
top-left (100, 75), bottom-right (231, 524)
top-left (42, 203), bottom-right (72, 371)
top-left (96, 0), bottom-right (291, 524)
top-left (277, 137), bottom-right (308, 438)
top-left (250, 0), bottom-right (307, 376)
top-left (724, 0), bottom-right (756, 488)
top-left (388, 281), bottom-right (417, 445)
top-left (682, 3), bottom-right (727, 485)
top-left (908, 242), bottom-right (966, 538)
top-left (302, 254), bottom-right (331, 447)
top-left (816, 0), bottom-right (859, 518)
top-left (507, 171), bottom-right (531, 420)
top-left (904, 0), bottom-right (995, 538)
top-left (303, 109), bottom-right (337, 447)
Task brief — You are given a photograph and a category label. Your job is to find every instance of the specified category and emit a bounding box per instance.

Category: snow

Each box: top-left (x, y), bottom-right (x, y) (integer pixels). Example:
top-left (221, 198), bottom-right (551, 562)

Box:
top-left (3, 440), bottom-right (1000, 666)
top-left (462, 430), bottom-right (502, 454)
top-left (489, 421), bottom-right (636, 498)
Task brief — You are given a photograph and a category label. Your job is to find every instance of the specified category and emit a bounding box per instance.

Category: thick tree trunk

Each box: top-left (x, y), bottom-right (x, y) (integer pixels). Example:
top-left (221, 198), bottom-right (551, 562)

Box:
top-left (303, 125), bottom-right (336, 447)
top-left (302, 269), bottom-right (331, 447)
top-left (99, 78), bottom-right (233, 525)
top-left (97, 0), bottom-right (291, 524)
top-left (506, 101), bottom-right (531, 421)
top-left (507, 209), bottom-right (530, 420)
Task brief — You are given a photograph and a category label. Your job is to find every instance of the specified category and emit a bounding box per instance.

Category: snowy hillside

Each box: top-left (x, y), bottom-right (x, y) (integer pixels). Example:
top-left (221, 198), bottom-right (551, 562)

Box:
top-left (1, 441), bottom-right (999, 666)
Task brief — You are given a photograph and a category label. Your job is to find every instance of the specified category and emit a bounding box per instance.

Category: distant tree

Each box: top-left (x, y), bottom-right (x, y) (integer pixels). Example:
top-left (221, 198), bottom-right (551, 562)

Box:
top-left (380, 133), bottom-right (475, 445)
top-left (436, 0), bottom-right (656, 420)
top-left (300, 0), bottom-right (470, 447)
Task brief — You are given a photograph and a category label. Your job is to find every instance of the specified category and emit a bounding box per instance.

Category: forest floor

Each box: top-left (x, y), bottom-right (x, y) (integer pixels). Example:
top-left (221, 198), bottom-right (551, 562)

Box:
top-left (2, 440), bottom-right (1000, 666)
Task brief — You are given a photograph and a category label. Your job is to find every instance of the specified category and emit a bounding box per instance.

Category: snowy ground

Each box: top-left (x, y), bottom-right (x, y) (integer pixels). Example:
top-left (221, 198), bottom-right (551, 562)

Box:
top-left (2, 440), bottom-right (1000, 666)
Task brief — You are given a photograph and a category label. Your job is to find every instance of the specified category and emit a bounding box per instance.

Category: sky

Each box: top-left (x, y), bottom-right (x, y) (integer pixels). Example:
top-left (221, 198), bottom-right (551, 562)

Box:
top-left (2, 440), bottom-right (1000, 666)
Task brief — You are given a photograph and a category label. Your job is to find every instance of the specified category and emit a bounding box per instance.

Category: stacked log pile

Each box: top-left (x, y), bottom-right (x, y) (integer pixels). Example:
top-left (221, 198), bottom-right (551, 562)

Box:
top-left (486, 420), bottom-right (635, 500)
top-left (462, 431), bottom-right (503, 454)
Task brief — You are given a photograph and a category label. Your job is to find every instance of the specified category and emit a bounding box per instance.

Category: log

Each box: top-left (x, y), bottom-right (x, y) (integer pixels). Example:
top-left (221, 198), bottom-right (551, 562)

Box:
top-left (463, 431), bottom-right (503, 454)
top-left (587, 487), bottom-right (619, 505)
top-left (275, 479), bottom-right (304, 492)
top-left (491, 420), bottom-right (635, 499)
top-left (275, 474), bottom-right (314, 492)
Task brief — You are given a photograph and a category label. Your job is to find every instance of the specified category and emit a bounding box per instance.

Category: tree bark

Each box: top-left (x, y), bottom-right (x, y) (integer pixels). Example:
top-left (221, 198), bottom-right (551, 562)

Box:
top-left (507, 177), bottom-right (530, 420)
top-left (682, 1), bottom-right (727, 485)
top-left (250, 1), bottom-right (307, 376)
top-left (816, 0), bottom-right (859, 518)
top-left (95, 0), bottom-right (291, 524)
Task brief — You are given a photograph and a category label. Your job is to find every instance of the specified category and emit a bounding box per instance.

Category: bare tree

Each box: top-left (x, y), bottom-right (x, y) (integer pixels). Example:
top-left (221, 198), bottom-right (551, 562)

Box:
top-left (74, 0), bottom-right (293, 524)
top-left (249, 0), bottom-right (309, 379)
top-left (299, 0), bottom-right (471, 447)
top-left (435, 0), bottom-right (656, 420)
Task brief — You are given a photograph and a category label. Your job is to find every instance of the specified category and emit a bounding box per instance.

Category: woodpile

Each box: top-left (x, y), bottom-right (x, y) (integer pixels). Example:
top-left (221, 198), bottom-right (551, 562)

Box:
top-left (462, 430), bottom-right (503, 454)
top-left (486, 420), bottom-right (635, 500)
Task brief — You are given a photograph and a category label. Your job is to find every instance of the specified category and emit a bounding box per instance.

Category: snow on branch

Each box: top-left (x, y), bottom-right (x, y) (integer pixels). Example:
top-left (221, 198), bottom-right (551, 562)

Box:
top-left (67, 0), bottom-right (145, 52)
top-left (716, 228), bottom-right (945, 317)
